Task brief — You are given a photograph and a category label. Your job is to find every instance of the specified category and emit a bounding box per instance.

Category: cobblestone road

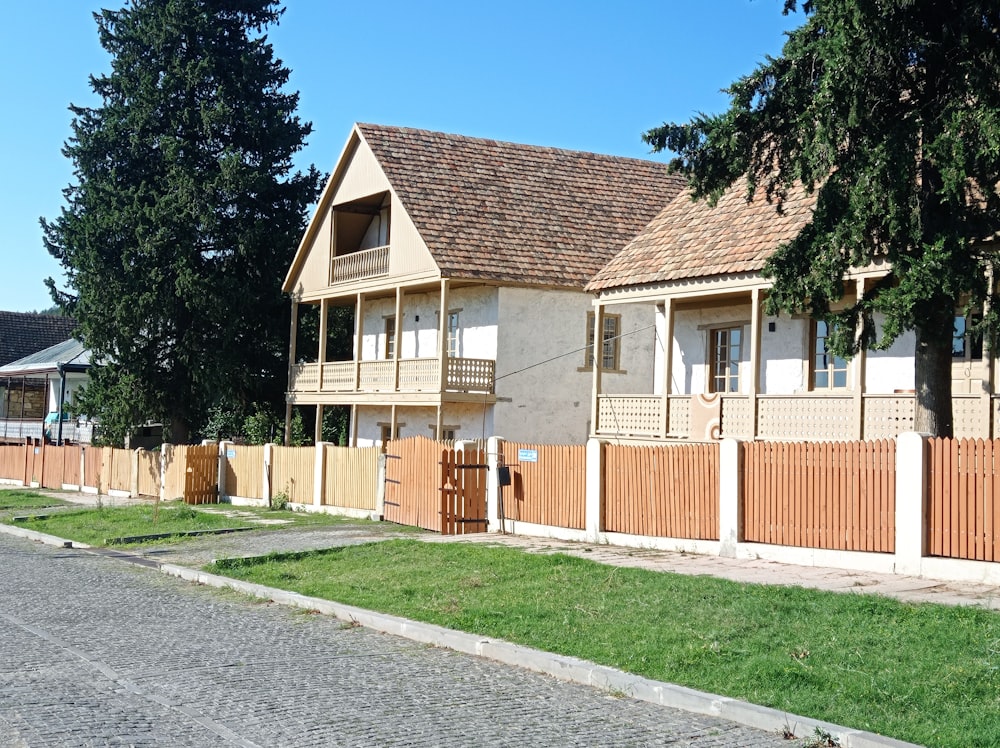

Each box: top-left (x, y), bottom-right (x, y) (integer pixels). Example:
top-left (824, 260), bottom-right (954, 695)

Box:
top-left (0, 533), bottom-right (792, 747)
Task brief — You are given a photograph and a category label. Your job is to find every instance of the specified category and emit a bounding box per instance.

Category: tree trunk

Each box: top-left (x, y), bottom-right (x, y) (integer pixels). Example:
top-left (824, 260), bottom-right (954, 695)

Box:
top-left (913, 323), bottom-right (953, 437)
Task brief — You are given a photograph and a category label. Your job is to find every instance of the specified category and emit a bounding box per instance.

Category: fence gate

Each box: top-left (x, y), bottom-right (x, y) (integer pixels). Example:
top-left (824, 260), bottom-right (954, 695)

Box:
top-left (440, 446), bottom-right (488, 535)
top-left (383, 436), bottom-right (488, 534)
top-left (183, 444), bottom-right (219, 504)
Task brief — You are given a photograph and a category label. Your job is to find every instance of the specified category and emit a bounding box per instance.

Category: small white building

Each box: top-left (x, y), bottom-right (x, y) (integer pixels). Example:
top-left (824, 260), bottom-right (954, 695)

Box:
top-left (282, 123), bottom-right (683, 445)
top-left (587, 182), bottom-right (995, 441)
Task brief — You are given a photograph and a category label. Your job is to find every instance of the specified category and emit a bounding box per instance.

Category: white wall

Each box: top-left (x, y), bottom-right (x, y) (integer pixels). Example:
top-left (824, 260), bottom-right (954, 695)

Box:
top-left (493, 287), bottom-right (649, 444)
top-left (359, 286), bottom-right (499, 361)
top-left (866, 321), bottom-right (915, 393)
top-left (353, 403), bottom-right (494, 447)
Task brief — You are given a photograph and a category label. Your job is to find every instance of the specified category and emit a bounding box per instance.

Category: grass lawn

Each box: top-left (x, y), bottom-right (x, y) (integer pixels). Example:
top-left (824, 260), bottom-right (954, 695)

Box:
top-left (211, 539), bottom-right (1000, 748)
top-left (4, 498), bottom-right (401, 546)
top-left (0, 489), bottom-right (72, 511)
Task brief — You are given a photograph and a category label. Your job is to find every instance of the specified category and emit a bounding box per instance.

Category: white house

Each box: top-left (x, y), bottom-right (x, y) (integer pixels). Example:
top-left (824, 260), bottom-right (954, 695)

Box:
top-left (586, 181), bottom-right (994, 442)
top-left (282, 123), bottom-right (683, 445)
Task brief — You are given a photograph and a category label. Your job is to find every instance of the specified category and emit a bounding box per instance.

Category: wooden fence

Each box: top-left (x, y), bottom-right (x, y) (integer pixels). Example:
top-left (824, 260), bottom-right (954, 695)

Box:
top-left (927, 437), bottom-right (1000, 561)
top-left (137, 450), bottom-right (160, 497)
top-left (224, 445), bottom-right (266, 500)
top-left (323, 445), bottom-right (378, 510)
top-left (604, 442), bottom-right (720, 540)
top-left (742, 439), bottom-right (896, 553)
top-left (500, 442), bottom-right (586, 530)
top-left (271, 446), bottom-right (314, 504)
top-left (384, 436), bottom-right (443, 531)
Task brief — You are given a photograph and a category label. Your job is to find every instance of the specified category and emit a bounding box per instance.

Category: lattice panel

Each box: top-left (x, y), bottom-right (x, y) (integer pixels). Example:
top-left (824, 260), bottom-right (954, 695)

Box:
top-left (289, 363), bottom-right (319, 390)
top-left (597, 396), bottom-right (662, 436)
top-left (667, 396), bottom-right (691, 437)
top-left (398, 358), bottom-right (439, 390)
top-left (862, 395), bottom-right (914, 440)
top-left (952, 395), bottom-right (987, 439)
top-left (321, 362), bottom-right (355, 391)
top-left (447, 358), bottom-right (495, 392)
top-left (757, 395), bottom-right (855, 441)
top-left (721, 396), bottom-right (753, 439)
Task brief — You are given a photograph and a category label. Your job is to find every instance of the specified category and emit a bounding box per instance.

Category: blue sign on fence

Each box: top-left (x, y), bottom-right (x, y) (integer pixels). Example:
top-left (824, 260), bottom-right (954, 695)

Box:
top-left (226, 449), bottom-right (236, 459)
top-left (518, 448), bottom-right (538, 463)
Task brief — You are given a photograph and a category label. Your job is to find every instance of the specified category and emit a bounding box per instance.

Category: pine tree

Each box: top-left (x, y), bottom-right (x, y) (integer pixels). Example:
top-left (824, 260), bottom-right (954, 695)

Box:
top-left (43, 0), bottom-right (321, 444)
top-left (645, 0), bottom-right (1000, 437)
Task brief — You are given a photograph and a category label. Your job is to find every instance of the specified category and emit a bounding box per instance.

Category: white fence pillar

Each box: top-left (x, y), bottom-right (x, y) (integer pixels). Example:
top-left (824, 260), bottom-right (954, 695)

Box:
top-left (585, 438), bottom-right (603, 542)
top-left (130, 449), bottom-right (140, 498)
top-left (218, 441), bottom-right (234, 501)
top-left (313, 442), bottom-right (327, 507)
top-left (375, 452), bottom-right (386, 519)
top-left (486, 436), bottom-right (503, 532)
top-left (263, 442), bottom-right (274, 505)
top-left (719, 438), bottom-right (743, 558)
top-left (895, 431), bottom-right (928, 576)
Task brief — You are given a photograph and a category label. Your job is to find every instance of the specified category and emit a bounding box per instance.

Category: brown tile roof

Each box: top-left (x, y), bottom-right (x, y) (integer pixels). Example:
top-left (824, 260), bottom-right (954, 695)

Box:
top-left (357, 124), bottom-right (685, 288)
top-left (0, 312), bottom-right (77, 367)
top-left (587, 181), bottom-right (816, 292)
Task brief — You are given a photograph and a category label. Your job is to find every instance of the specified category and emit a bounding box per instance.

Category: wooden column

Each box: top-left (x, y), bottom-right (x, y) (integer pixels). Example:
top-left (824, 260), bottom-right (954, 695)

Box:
top-left (317, 299), bottom-right (328, 393)
top-left (353, 293), bottom-right (364, 391)
top-left (748, 288), bottom-right (762, 439)
top-left (438, 279), bottom-right (450, 393)
top-left (393, 287), bottom-right (403, 391)
top-left (853, 278), bottom-right (868, 440)
top-left (435, 404), bottom-right (444, 441)
top-left (589, 303), bottom-right (604, 436)
top-left (982, 268), bottom-right (994, 437)
top-left (314, 404), bottom-right (324, 444)
top-left (660, 298), bottom-right (674, 438)
top-left (390, 404), bottom-right (398, 442)
top-left (284, 300), bottom-right (299, 446)
top-left (350, 404), bottom-right (359, 447)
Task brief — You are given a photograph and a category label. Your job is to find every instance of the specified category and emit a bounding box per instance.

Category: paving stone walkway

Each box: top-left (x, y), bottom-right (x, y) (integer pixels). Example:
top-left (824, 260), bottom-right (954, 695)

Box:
top-left (0, 532), bottom-right (792, 747)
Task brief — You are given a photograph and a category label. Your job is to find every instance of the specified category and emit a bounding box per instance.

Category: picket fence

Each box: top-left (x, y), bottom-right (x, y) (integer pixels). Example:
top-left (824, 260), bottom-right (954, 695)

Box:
top-left (3, 432), bottom-right (1000, 585)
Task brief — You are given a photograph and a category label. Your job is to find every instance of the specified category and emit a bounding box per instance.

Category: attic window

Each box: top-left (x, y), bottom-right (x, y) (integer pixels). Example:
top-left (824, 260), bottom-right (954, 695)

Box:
top-left (329, 191), bottom-right (391, 284)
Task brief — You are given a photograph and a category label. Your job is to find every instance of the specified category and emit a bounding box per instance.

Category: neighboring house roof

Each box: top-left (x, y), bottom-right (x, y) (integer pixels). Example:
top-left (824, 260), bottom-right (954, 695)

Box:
top-left (351, 124), bottom-right (685, 288)
top-left (0, 338), bottom-right (90, 378)
top-left (587, 181), bottom-right (816, 292)
top-left (0, 312), bottom-right (77, 367)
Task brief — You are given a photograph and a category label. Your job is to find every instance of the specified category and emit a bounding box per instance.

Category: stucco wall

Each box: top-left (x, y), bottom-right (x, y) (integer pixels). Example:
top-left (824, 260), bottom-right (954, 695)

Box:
top-left (359, 286), bottom-right (499, 360)
top-left (353, 403), bottom-right (494, 447)
top-left (493, 287), bottom-right (651, 444)
top-left (661, 303), bottom-right (916, 395)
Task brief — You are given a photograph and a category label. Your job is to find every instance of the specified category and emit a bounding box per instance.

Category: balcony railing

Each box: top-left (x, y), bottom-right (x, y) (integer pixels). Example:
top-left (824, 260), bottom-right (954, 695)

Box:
top-left (596, 392), bottom-right (995, 441)
top-left (330, 245), bottom-right (390, 284)
top-left (289, 357), bottom-right (496, 396)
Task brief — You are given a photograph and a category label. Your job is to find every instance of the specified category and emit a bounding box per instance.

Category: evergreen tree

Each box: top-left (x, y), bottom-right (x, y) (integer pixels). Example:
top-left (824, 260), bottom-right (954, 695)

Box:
top-left (43, 0), bottom-right (321, 444)
top-left (645, 0), bottom-right (1000, 437)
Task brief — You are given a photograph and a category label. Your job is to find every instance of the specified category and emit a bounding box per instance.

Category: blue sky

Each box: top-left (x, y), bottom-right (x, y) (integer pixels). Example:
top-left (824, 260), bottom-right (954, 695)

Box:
top-left (0, 1), bottom-right (802, 313)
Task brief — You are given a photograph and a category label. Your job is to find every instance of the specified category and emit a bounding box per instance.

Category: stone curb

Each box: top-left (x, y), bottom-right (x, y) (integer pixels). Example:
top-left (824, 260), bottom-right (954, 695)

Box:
top-left (0, 522), bottom-right (920, 748)
top-left (159, 563), bottom-right (919, 748)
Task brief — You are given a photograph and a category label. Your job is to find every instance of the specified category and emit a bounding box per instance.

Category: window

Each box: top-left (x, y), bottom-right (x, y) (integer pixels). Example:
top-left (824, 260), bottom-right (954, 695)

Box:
top-left (379, 423), bottom-right (400, 442)
top-left (586, 312), bottom-right (621, 370)
top-left (812, 321), bottom-right (848, 389)
top-left (447, 311), bottom-right (460, 357)
top-left (709, 326), bottom-right (742, 393)
top-left (953, 314), bottom-right (983, 361)
top-left (384, 316), bottom-right (396, 359)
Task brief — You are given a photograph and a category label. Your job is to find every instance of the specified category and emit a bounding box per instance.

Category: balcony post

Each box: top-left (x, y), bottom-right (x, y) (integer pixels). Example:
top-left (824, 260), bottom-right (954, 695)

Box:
top-left (590, 303), bottom-right (604, 435)
top-left (749, 288), bottom-right (762, 439)
top-left (393, 287), bottom-right (403, 392)
top-left (982, 267), bottom-right (994, 437)
top-left (661, 297), bottom-right (674, 438)
top-left (853, 278), bottom-right (868, 440)
top-left (317, 299), bottom-right (328, 393)
top-left (438, 278), bottom-right (450, 393)
top-left (284, 300), bottom-right (299, 446)
top-left (353, 293), bottom-right (364, 391)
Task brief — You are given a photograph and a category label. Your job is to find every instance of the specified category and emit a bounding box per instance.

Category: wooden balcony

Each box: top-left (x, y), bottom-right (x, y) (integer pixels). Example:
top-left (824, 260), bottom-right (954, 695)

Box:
top-left (596, 392), bottom-right (998, 441)
top-left (330, 245), bottom-right (390, 284)
top-left (289, 357), bottom-right (495, 396)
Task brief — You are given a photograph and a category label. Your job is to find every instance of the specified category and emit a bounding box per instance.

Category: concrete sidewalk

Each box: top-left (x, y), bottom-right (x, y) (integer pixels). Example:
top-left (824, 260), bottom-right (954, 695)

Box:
top-left (9, 486), bottom-right (1000, 610)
